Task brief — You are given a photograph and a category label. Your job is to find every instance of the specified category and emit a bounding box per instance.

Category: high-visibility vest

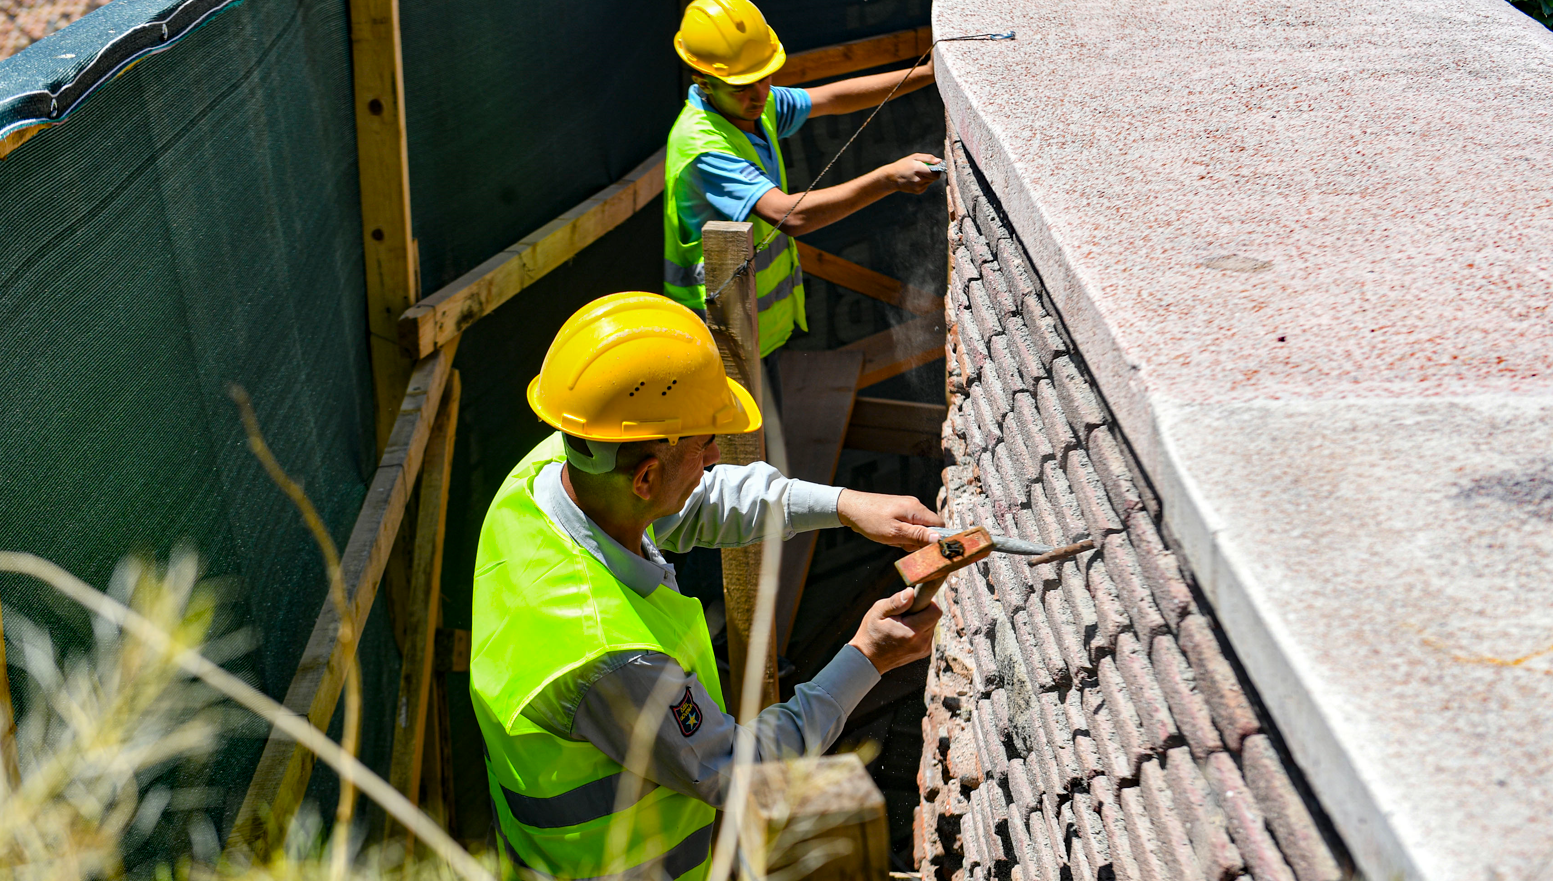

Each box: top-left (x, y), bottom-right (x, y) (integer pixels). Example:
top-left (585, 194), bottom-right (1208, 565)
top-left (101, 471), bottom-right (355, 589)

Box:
top-left (663, 93), bottom-right (806, 357)
top-left (471, 432), bottom-right (725, 881)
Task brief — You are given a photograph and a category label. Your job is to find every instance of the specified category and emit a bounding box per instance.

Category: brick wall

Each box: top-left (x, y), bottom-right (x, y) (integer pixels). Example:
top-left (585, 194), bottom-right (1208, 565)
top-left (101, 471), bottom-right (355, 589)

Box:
top-left (915, 133), bottom-right (1351, 881)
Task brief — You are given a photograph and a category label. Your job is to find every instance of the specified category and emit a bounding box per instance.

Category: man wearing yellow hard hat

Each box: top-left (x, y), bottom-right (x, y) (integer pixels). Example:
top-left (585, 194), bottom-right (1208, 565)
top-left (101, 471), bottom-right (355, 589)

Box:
top-left (664, 0), bottom-right (942, 358)
top-left (470, 293), bottom-right (944, 881)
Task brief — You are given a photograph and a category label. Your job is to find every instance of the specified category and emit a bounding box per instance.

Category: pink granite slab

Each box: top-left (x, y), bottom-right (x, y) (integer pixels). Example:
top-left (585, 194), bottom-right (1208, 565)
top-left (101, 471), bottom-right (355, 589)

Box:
top-left (934, 0), bottom-right (1553, 878)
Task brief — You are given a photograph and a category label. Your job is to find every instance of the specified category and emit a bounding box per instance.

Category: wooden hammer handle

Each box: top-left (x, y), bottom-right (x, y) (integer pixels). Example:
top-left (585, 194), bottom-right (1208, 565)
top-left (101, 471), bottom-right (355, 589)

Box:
top-left (908, 576), bottom-right (947, 614)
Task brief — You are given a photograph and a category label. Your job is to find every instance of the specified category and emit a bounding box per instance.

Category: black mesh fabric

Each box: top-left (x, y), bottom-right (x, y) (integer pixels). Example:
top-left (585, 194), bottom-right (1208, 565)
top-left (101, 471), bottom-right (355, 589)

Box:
top-left (0, 0), bottom-right (387, 860)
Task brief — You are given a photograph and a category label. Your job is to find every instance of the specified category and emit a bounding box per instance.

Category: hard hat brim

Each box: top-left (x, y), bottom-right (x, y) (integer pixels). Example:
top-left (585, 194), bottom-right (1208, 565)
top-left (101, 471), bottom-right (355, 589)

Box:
top-left (527, 374), bottom-right (763, 443)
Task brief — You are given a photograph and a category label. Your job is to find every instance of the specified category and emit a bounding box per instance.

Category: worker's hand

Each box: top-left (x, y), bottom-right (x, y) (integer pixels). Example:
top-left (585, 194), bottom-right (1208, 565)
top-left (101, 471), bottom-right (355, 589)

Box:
top-left (881, 153), bottom-right (944, 194)
top-left (837, 489), bottom-right (943, 550)
top-left (849, 587), bottom-right (942, 674)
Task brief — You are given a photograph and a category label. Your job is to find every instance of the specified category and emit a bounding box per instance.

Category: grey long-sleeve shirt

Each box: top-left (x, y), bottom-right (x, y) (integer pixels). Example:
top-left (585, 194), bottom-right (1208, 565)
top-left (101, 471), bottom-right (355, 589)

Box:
top-left (522, 461), bottom-right (880, 807)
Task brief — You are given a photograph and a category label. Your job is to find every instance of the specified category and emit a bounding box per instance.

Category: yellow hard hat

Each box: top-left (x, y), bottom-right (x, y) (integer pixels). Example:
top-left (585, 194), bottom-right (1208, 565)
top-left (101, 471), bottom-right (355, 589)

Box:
top-left (527, 292), bottom-right (762, 443)
top-left (674, 0), bottom-right (786, 86)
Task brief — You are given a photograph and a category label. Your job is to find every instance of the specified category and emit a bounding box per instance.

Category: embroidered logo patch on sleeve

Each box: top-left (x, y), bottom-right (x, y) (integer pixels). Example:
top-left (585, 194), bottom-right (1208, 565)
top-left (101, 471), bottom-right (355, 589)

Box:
top-left (671, 687), bottom-right (703, 737)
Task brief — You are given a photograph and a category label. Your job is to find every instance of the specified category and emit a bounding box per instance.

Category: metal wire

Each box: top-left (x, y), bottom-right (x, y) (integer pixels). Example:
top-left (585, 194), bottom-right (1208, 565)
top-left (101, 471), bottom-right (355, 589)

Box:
top-left (703, 29), bottom-right (1015, 304)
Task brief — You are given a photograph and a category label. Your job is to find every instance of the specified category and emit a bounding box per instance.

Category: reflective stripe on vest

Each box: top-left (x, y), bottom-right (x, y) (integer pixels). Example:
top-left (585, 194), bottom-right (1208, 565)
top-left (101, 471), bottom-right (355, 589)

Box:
top-left (471, 433), bottom-right (724, 881)
top-left (663, 92), bottom-right (805, 355)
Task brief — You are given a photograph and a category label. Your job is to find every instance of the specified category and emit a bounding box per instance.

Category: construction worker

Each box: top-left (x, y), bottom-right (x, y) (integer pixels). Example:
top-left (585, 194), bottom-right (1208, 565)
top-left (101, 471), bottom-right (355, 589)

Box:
top-left (664, 0), bottom-right (942, 358)
top-left (471, 293), bottom-right (944, 881)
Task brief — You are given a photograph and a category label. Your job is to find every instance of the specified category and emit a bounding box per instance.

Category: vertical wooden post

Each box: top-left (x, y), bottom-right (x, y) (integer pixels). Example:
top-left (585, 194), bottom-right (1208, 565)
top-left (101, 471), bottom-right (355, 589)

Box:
top-left (385, 371), bottom-right (460, 838)
top-left (348, 0), bottom-right (419, 452)
top-left (702, 220), bottom-right (779, 714)
top-left (0, 602), bottom-right (19, 790)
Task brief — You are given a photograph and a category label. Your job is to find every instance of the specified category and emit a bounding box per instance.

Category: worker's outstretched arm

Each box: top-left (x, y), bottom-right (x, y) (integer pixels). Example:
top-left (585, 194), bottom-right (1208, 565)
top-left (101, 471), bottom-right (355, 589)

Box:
top-left (654, 460), bottom-right (942, 552)
top-left (750, 152), bottom-right (942, 236)
top-left (557, 588), bottom-right (940, 807)
top-left (806, 58), bottom-right (936, 118)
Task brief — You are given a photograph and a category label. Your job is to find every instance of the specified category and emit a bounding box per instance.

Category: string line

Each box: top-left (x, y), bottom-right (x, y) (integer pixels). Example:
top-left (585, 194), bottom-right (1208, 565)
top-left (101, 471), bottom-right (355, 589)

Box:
top-left (703, 29), bottom-right (1015, 304)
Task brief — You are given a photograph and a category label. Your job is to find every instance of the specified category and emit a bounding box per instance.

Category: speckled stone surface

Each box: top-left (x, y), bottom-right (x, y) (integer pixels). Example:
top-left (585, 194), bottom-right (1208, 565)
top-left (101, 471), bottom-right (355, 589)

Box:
top-left (933, 1), bottom-right (1553, 878)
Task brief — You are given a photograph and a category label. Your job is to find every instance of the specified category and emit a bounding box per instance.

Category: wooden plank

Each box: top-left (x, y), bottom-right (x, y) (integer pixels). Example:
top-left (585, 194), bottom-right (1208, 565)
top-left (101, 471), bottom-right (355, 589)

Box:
top-left (795, 241), bottom-right (943, 316)
top-left (772, 25), bottom-right (934, 86)
top-left (227, 339), bottom-right (459, 857)
top-left (773, 350), bottom-right (863, 653)
top-left (737, 755), bottom-right (889, 881)
top-left (348, 0), bottom-right (419, 451)
top-left (840, 311), bottom-right (947, 388)
top-left (843, 396), bottom-right (947, 458)
top-left (702, 220), bottom-right (778, 716)
top-left (386, 370), bottom-right (461, 836)
top-left (398, 149), bottom-right (667, 359)
top-left (0, 600), bottom-right (18, 789)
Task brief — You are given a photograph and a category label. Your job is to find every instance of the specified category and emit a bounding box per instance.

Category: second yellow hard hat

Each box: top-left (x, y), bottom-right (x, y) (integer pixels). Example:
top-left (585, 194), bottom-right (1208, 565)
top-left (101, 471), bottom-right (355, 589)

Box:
top-left (528, 293), bottom-right (762, 443)
top-left (674, 0), bottom-right (786, 86)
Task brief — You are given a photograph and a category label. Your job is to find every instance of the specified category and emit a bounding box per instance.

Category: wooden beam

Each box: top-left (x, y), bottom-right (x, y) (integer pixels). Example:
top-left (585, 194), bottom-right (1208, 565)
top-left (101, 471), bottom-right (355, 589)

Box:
top-left (839, 311), bottom-right (947, 389)
top-left (772, 25), bottom-right (934, 86)
top-left (227, 338), bottom-right (460, 857)
top-left (795, 241), bottom-right (943, 316)
top-left (386, 370), bottom-right (460, 836)
top-left (0, 600), bottom-right (19, 789)
top-left (843, 397), bottom-right (946, 458)
top-left (736, 755), bottom-right (889, 881)
top-left (702, 220), bottom-right (778, 715)
top-left (773, 350), bottom-right (863, 653)
top-left (398, 149), bottom-right (666, 359)
top-left (349, 0), bottom-right (419, 451)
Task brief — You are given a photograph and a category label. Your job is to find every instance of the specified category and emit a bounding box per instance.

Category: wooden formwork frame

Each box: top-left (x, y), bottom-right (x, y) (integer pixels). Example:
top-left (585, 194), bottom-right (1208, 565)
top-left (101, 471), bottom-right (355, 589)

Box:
top-left (204, 20), bottom-right (950, 859)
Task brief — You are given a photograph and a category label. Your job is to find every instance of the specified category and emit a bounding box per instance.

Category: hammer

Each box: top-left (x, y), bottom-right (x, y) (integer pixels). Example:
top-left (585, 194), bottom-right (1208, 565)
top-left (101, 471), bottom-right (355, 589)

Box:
top-left (895, 525), bottom-right (1096, 614)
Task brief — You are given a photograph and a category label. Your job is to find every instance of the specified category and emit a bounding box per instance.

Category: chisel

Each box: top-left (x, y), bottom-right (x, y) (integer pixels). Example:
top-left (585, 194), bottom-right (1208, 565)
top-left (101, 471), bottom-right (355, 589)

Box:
top-left (895, 525), bottom-right (1095, 614)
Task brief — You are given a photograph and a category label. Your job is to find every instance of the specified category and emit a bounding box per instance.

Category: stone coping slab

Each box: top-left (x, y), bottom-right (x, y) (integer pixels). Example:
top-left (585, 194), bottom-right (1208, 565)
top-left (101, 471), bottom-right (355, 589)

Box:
top-left (932, 1), bottom-right (1553, 878)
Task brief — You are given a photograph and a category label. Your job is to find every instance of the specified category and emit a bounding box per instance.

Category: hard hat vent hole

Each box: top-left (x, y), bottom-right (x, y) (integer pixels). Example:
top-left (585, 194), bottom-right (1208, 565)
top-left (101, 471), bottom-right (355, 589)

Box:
top-left (735, 19), bottom-right (746, 32)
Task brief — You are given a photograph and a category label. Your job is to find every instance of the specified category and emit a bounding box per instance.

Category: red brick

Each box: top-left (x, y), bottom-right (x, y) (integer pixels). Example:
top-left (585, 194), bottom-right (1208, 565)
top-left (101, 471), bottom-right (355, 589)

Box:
top-left (1059, 560), bottom-right (1103, 660)
top-left (979, 355), bottom-right (1013, 423)
top-left (1086, 425), bottom-right (1147, 520)
top-left (984, 264), bottom-right (1020, 318)
top-left (1049, 356), bottom-right (1106, 434)
top-left (1007, 797), bottom-right (1053, 881)
top-left (970, 386), bottom-right (1003, 448)
top-left (1027, 482), bottom-right (1066, 551)
top-left (1150, 634), bottom-right (1225, 759)
top-left (1023, 306), bottom-right (1070, 364)
top-left (1027, 807), bottom-right (1066, 881)
top-left (1039, 794), bottom-right (1068, 870)
top-left (968, 278), bottom-right (1003, 345)
top-left (1010, 608), bottom-right (1057, 693)
top-left (990, 552), bottom-right (1033, 616)
top-left (1203, 751), bottom-right (1297, 881)
top-left (973, 633), bottom-right (1002, 696)
top-left (1072, 791), bottom-right (1111, 879)
top-left (1007, 757), bottom-right (1037, 816)
top-left (1163, 746), bottom-right (1244, 881)
top-left (1124, 511), bottom-right (1198, 626)
top-left (1176, 615), bottom-right (1261, 751)
top-left (1017, 603), bottom-right (1069, 689)
top-left (1240, 735), bottom-right (1344, 881)
top-left (1037, 689), bottom-right (1082, 790)
top-left (1066, 449), bottom-right (1125, 537)
top-left (1116, 785), bottom-right (1169, 881)
top-left (1005, 323), bottom-right (1049, 387)
top-left (1100, 536), bottom-right (1170, 641)
top-left (1044, 589), bottom-right (1090, 677)
top-left (1137, 757), bottom-right (1203, 881)
top-left (1068, 833), bottom-right (1097, 881)
top-left (1000, 404), bottom-right (1042, 486)
top-left (1085, 559), bottom-right (1131, 654)
top-left (951, 246), bottom-right (978, 292)
top-left (1021, 689), bottom-right (1062, 798)
top-left (1010, 393), bottom-right (1056, 465)
top-left (1114, 632), bottom-right (1181, 751)
top-left (948, 728), bottom-right (983, 789)
top-left (975, 698), bottom-right (1010, 782)
top-left (1096, 655), bottom-right (1148, 777)
top-left (958, 299), bottom-right (991, 373)
top-left (1034, 379), bottom-right (1079, 456)
top-left (995, 235), bottom-right (1042, 302)
top-left (1065, 684), bottom-right (1104, 780)
top-left (964, 214), bottom-right (997, 267)
top-left (1041, 458), bottom-right (1090, 542)
top-left (1013, 508), bottom-right (1060, 592)
top-left (1094, 781), bottom-right (1146, 881)
top-left (960, 399), bottom-right (991, 460)
top-left (989, 334), bottom-right (1027, 395)
top-left (1081, 685), bottom-right (1133, 785)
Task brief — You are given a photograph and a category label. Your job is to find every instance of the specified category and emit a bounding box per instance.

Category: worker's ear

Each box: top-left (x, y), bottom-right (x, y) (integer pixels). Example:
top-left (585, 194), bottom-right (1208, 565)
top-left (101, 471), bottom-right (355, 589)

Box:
top-left (630, 454), bottom-right (662, 502)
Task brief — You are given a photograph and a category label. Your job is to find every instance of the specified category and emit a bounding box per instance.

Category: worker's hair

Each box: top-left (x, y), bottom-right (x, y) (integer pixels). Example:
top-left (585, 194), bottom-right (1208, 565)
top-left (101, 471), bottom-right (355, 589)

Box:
top-left (563, 433), bottom-right (671, 477)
